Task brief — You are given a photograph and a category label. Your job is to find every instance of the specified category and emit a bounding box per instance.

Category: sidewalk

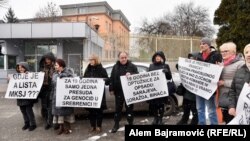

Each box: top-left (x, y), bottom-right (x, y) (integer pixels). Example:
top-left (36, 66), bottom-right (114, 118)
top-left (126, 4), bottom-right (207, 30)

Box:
top-left (0, 81), bottom-right (7, 94)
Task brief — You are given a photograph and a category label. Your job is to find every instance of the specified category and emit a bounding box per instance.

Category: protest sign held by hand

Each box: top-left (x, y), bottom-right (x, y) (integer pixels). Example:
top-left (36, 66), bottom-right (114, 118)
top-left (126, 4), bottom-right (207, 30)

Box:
top-left (5, 72), bottom-right (44, 99)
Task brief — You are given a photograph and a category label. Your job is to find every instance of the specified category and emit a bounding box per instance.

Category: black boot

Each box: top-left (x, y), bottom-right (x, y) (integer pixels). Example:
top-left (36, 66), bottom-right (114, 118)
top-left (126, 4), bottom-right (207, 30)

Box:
top-left (111, 121), bottom-right (119, 133)
top-left (157, 117), bottom-right (163, 125)
top-left (29, 125), bottom-right (37, 131)
top-left (22, 122), bottom-right (30, 130)
top-left (190, 114), bottom-right (198, 125)
top-left (127, 115), bottom-right (134, 125)
top-left (151, 117), bottom-right (158, 125)
top-left (45, 124), bottom-right (52, 130)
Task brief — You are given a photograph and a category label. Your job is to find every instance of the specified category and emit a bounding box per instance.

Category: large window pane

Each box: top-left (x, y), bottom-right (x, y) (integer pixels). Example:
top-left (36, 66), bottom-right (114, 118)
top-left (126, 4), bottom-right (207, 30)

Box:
top-left (8, 56), bottom-right (16, 69)
top-left (25, 56), bottom-right (36, 72)
top-left (37, 45), bottom-right (49, 55)
top-left (49, 45), bottom-right (57, 54)
top-left (0, 55), bottom-right (4, 69)
top-left (25, 43), bottom-right (35, 55)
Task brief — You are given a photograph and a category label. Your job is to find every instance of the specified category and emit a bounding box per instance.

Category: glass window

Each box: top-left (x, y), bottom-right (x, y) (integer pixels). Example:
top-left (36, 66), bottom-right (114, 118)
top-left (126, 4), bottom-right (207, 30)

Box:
top-left (0, 55), bottom-right (4, 69)
top-left (25, 43), bottom-right (35, 55)
top-left (25, 56), bottom-right (36, 72)
top-left (8, 55), bottom-right (16, 69)
top-left (37, 45), bottom-right (49, 55)
top-left (105, 66), bottom-right (113, 77)
top-left (137, 66), bottom-right (148, 73)
top-left (49, 45), bottom-right (57, 54)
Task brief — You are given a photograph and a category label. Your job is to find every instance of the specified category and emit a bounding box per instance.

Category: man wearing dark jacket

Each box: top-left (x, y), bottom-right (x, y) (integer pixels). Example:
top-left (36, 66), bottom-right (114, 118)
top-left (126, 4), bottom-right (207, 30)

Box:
top-left (196, 37), bottom-right (222, 125)
top-left (109, 51), bottom-right (138, 133)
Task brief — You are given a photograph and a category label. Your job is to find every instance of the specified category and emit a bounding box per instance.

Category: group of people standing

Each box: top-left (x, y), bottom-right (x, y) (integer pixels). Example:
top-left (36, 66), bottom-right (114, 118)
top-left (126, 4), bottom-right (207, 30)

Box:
top-left (14, 37), bottom-right (250, 136)
top-left (176, 37), bottom-right (248, 125)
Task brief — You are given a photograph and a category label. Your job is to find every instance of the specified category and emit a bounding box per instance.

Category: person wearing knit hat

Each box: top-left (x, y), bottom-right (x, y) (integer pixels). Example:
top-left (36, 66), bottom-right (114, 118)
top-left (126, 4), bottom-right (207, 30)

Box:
top-left (201, 37), bottom-right (211, 47)
top-left (195, 37), bottom-right (223, 125)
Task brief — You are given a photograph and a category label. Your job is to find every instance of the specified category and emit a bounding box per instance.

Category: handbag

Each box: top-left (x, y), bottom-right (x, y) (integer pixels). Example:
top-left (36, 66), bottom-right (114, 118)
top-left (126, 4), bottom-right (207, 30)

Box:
top-left (167, 79), bottom-right (176, 95)
top-left (176, 83), bottom-right (186, 96)
top-left (218, 91), bottom-right (230, 108)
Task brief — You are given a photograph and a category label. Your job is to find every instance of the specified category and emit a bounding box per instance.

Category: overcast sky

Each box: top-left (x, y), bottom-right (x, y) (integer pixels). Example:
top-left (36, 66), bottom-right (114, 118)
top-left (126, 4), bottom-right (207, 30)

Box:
top-left (0, 0), bottom-right (221, 32)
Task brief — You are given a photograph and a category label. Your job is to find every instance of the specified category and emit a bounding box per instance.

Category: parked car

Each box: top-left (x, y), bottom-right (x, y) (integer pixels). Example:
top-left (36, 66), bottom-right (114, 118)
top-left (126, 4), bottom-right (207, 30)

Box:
top-left (103, 62), bottom-right (183, 116)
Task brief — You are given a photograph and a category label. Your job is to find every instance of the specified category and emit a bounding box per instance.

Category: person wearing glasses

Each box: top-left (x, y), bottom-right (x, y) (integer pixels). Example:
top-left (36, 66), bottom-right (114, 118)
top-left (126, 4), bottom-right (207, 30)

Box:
top-left (196, 37), bottom-right (222, 125)
top-left (218, 42), bottom-right (244, 124)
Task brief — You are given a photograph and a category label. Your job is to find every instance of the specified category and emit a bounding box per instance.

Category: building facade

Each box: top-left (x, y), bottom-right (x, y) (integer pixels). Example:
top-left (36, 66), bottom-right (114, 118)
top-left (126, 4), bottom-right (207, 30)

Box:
top-left (60, 1), bottom-right (131, 61)
top-left (0, 22), bottom-right (104, 81)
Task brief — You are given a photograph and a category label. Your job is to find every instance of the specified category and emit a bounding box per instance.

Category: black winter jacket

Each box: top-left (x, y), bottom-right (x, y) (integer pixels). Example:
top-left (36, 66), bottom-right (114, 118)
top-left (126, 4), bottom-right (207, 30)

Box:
top-left (109, 60), bottom-right (138, 93)
top-left (228, 65), bottom-right (250, 109)
top-left (83, 64), bottom-right (108, 110)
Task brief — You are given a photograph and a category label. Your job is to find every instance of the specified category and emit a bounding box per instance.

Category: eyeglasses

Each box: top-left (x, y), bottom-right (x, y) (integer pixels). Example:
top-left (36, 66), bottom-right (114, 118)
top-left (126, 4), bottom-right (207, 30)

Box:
top-left (220, 50), bottom-right (229, 54)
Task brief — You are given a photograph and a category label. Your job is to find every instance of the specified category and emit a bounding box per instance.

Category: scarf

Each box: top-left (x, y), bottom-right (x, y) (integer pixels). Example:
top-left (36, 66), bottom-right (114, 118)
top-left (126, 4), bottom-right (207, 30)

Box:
top-left (223, 55), bottom-right (236, 66)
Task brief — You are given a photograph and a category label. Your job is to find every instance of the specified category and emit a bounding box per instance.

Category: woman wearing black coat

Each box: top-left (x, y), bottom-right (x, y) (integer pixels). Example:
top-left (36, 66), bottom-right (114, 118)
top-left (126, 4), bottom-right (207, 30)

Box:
top-left (148, 51), bottom-right (172, 125)
top-left (83, 54), bottom-right (109, 134)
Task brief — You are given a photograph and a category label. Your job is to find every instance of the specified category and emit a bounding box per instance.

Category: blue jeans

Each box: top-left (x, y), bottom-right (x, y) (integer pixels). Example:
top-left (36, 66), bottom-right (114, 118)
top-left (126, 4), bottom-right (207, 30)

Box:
top-left (196, 95), bottom-right (218, 125)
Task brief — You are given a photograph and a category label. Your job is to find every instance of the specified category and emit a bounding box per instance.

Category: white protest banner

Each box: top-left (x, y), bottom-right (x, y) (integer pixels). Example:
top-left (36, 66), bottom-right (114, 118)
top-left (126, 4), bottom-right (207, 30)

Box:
top-left (5, 72), bottom-right (44, 99)
top-left (121, 70), bottom-right (168, 105)
top-left (56, 77), bottom-right (105, 108)
top-left (228, 83), bottom-right (250, 125)
top-left (178, 57), bottom-right (223, 100)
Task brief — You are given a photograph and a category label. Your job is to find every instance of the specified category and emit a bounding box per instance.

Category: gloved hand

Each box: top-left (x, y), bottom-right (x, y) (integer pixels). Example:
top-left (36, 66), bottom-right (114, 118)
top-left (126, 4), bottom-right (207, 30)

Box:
top-left (79, 76), bottom-right (84, 79)
top-left (59, 73), bottom-right (67, 78)
top-left (162, 69), bottom-right (168, 73)
top-left (103, 78), bottom-right (110, 85)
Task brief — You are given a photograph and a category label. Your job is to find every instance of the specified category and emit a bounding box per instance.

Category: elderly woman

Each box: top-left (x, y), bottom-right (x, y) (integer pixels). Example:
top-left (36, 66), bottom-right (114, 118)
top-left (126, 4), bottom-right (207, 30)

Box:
top-left (218, 42), bottom-right (245, 123)
top-left (228, 44), bottom-right (250, 119)
top-left (51, 59), bottom-right (75, 135)
top-left (83, 54), bottom-right (109, 133)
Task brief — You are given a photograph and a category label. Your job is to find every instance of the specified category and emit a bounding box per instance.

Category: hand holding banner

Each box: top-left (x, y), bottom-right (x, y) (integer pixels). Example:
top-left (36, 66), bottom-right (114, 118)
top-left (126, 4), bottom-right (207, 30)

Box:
top-left (228, 83), bottom-right (250, 125)
top-left (121, 70), bottom-right (168, 105)
top-left (5, 72), bottom-right (44, 99)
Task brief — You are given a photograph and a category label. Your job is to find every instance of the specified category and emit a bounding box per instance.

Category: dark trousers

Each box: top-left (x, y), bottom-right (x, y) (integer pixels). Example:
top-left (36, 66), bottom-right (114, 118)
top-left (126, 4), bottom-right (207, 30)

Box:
top-left (20, 105), bottom-right (36, 126)
top-left (151, 103), bottom-right (164, 118)
top-left (89, 108), bottom-right (103, 128)
top-left (39, 86), bottom-right (52, 125)
top-left (181, 99), bottom-right (198, 124)
top-left (114, 92), bottom-right (134, 123)
top-left (222, 109), bottom-right (234, 124)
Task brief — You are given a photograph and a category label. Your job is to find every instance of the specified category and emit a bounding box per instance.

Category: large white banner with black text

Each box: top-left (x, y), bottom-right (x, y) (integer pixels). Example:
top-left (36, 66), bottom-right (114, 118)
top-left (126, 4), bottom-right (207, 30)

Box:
top-left (228, 83), bottom-right (250, 125)
top-left (178, 57), bottom-right (223, 100)
top-left (56, 77), bottom-right (105, 108)
top-left (121, 70), bottom-right (168, 105)
top-left (5, 72), bottom-right (44, 99)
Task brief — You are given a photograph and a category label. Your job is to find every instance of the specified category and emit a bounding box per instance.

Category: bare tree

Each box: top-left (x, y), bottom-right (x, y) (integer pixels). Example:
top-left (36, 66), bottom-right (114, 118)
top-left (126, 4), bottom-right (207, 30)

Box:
top-left (34, 2), bottom-right (61, 22)
top-left (0, 0), bottom-right (8, 8)
top-left (138, 2), bottom-right (214, 37)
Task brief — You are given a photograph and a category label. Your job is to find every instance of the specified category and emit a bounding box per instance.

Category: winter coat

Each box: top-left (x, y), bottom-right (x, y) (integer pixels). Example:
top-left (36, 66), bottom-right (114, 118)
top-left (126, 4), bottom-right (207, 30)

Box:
top-left (39, 52), bottom-right (56, 86)
top-left (83, 64), bottom-right (109, 110)
top-left (15, 62), bottom-right (37, 106)
top-left (196, 49), bottom-right (222, 64)
top-left (148, 51), bottom-right (172, 104)
top-left (51, 68), bottom-right (74, 116)
top-left (109, 60), bottom-right (138, 94)
top-left (218, 54), bottom-right (245, 108)
top-left (228, 65), bottom-right (250, 109)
